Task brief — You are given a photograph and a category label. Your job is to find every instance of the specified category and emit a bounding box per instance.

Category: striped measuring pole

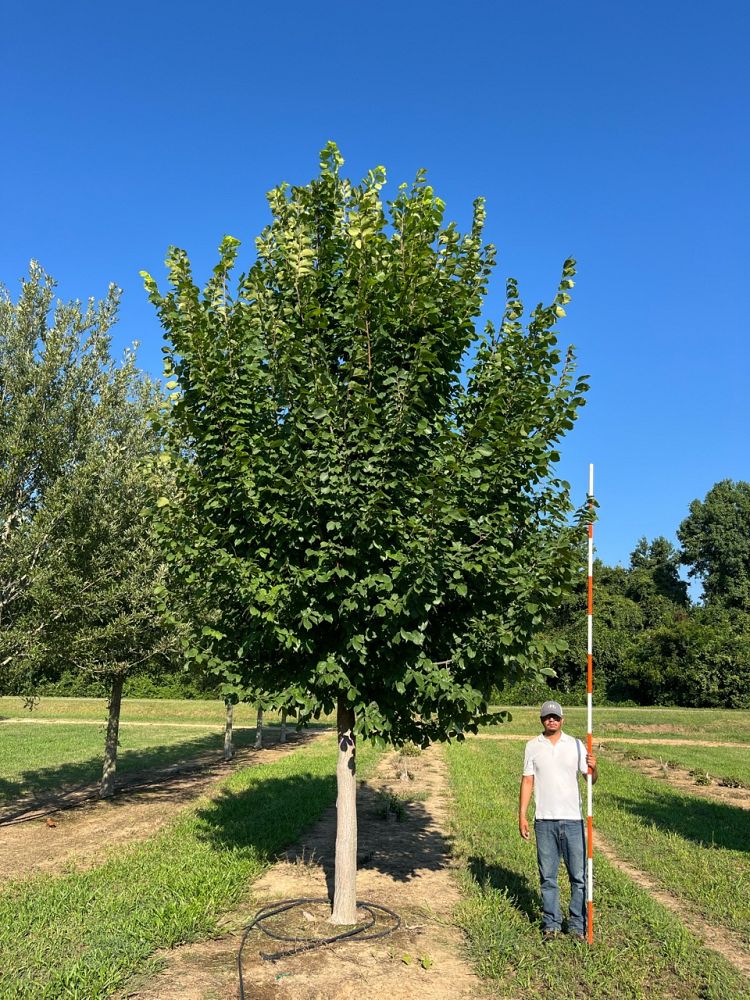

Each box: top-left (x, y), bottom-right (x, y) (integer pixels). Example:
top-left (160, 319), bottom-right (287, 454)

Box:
top-left (586, 463), bottom-right (595, 944)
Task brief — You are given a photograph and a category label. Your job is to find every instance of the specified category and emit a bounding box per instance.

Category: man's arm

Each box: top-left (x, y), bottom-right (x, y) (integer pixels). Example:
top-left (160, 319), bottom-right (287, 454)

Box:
top-left (519, 775), bottom-right (534, 839)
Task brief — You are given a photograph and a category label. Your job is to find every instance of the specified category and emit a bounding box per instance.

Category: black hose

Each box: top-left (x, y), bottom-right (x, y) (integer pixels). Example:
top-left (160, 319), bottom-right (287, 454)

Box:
top-left (237, 897), bottom-right (400, 999)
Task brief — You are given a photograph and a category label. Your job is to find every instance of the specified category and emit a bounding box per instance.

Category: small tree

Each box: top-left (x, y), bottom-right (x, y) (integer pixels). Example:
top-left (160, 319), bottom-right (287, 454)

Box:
top-left (143, 145), bottom-right (588, 922)
top-left (0, 263), bottom-right (171, 795)
top-left (1, 263), bottom-right (120, 684)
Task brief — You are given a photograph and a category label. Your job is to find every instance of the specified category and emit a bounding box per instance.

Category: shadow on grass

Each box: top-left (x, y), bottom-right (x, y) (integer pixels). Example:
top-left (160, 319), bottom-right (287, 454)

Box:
top-left (467, 856), bottom-right (540, 923)
top-left (194, 772), bottom-right (338, 866)
top-left (194, 769), bottom-right (454, 903)
top-left (0, 726), bottom-right (311, 823)
top-left (607, 787), bottom-right (750, 852)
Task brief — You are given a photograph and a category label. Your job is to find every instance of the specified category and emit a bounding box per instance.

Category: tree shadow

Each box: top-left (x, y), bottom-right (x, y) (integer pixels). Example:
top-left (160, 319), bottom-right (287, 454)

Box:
top-left (606, 788), bottom-right (750, 852)
top-left (194, 773), bottom-right (454, 903)
top-left (467, 856), bottom-right (540, 923)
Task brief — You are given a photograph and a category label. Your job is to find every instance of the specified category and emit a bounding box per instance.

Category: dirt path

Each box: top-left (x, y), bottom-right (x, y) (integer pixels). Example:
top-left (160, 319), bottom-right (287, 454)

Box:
top-left (0, 734), bottom-right (313, 881)
top-left (123, 746), bottom-right (483, 1000)
top-left (595, 833), bottom-right (750, 979)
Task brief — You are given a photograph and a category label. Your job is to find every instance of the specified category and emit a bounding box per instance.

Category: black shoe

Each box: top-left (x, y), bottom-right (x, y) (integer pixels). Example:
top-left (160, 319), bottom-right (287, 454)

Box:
top-left (570, 931), bottom-right (586, 942)
top-left (542, 929), bottom-right (560, 943)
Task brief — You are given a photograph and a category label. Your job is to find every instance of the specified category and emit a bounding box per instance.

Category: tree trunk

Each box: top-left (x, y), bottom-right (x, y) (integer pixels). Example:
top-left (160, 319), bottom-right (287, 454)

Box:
top-left (254, 706), bottom-right (263, 749)
top-left (280, 708), bottom-right (287, 744)
top-left (100, 675), bottom-right (123, 798)
top-left (330, 695), bottom-right (357, 924)
top-left (223, 699), bottom-right (234, 761)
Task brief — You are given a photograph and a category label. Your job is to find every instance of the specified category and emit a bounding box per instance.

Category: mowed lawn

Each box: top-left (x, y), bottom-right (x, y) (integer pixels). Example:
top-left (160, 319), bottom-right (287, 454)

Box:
top-left (0, 696), bottom-right (335, 804)
top-left (609, 742), bottom-right (750, 787)
top-left (480, 705), bottom-right (750, 743)
top-left (446, 735), bottom-right (750, 999)
top-left (0, 734), bottom-right (380, 999)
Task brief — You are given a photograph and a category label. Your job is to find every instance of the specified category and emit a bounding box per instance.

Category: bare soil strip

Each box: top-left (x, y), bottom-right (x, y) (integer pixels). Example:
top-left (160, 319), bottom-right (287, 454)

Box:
top-left (0, 733), bottom-right (315, 881)
top-left (595, 833), bottom-right (750, 980)
top-left (123, 746), bottom-right (484, 1000)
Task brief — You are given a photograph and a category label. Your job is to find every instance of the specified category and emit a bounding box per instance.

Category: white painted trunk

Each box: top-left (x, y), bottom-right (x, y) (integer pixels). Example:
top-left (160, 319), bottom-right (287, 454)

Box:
top-left (254, 706), bottom-right (263, 749)
top-left (100, 675), bottom-right (123, 798)
top-left (223, 700), bottom-right (234, 760)
top-left (280, 708), bottom-right (287, 744)
top-left (329, 695), bottom-right (357, 925)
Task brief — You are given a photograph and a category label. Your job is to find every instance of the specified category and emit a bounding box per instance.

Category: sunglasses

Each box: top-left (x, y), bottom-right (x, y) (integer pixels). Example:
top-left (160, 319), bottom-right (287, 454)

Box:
top-left (542, 714), bottom-right (562, 722)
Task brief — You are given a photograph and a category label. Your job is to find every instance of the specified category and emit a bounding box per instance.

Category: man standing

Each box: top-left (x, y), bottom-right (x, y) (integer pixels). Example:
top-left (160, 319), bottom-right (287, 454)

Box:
top-left (519, 700), bottom-right (597, 941)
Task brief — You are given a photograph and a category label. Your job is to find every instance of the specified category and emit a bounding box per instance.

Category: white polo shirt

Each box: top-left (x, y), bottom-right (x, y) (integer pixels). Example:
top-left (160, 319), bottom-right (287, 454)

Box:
top-left (522, 732), bottom-right (587, 820)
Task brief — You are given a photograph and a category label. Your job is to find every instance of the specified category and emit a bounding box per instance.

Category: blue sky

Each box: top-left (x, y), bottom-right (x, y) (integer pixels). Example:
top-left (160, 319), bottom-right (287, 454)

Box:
top-left (2, 1), bottom-right (747, 573)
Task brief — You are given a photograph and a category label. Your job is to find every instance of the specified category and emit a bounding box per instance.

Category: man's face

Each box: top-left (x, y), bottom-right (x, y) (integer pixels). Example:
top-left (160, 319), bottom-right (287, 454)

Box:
top-left (541, 713), bottom-right (563, 735)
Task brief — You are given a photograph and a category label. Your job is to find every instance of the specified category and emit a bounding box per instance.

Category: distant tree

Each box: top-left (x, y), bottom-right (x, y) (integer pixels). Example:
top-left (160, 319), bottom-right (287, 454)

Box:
top-left (31, 378), bottom-right (173, 796)
top-left (1, 263), bottom-right (119, 682)
top-left (143, 144), bottom-right (589, 923)
top-left (628, 536), bottom-right (689, 610)
top-left (678, 480), bottom-right (750, 610)
top-left (0, 263), bottom-right (172, 795)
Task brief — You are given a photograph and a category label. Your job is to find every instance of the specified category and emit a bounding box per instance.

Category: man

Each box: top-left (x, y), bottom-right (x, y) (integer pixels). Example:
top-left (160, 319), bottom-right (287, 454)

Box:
top-left (518, 700), bottom-right (597, 942)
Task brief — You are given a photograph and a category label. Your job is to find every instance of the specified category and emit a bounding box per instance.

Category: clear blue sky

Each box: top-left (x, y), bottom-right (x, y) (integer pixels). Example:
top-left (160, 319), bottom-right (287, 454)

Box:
top-left (2, 1), bottom-right (747, 571)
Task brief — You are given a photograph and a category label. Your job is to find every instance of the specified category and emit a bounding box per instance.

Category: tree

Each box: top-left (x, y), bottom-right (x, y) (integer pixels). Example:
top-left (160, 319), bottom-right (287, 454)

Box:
top-left (143, 144), bottom-right (588, 923)
top-left (628, 536), bottom-right (689, 611)
top-left (1, 263), bottom-right (119, 684)
top-left (622, 605), bottom-right (750, 708)
top-left (0, 263), bottom-right (171, 795)
top-left (678, 480), bottom-right (750, 610)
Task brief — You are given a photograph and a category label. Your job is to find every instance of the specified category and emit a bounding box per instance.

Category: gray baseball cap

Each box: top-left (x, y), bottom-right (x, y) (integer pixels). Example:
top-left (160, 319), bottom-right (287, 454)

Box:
top-left (540, 700), bottom-right (563, 718)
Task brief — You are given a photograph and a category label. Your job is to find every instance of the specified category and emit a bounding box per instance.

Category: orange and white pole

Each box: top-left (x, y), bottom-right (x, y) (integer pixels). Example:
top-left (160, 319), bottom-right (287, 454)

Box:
top-left (586, 463), bottom-right (595, 944)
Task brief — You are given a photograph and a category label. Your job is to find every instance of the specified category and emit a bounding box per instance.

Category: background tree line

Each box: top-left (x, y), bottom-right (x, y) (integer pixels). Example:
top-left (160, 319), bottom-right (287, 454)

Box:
top-left (503, 480), bottom-right (750, 708)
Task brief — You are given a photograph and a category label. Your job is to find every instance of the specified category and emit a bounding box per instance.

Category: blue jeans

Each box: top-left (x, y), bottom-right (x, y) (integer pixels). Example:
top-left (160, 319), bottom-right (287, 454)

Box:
top-left (534, 819), bottom-right (586, 934)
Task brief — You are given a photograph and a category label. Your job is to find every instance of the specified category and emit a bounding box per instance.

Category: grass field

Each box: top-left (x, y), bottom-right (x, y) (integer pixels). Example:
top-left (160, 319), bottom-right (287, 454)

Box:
top-left (3, 699), bottom-right (750, 997)
top-left (0, 695), bottom-right (334, 727)
top-left (0, 722), bottom-right (275, 804)
top-left (481, 705), bottom-right (750, 742)
top-left (610, 741), bottom-right (750, 786)
top-left (0, 696), bottom-right (335, 804)
top-left (595, 755), bottom-right (750, 942)
top-left (445, 738), bottom-right (749, 999)
top-left (0, 735), bottom-right (380, 999)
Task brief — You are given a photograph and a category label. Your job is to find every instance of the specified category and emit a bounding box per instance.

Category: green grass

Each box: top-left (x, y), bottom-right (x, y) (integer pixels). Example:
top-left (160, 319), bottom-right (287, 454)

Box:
top-left (0, 695), bottom-right (336, 727)
top-left (0, 735), bottom-right (379, 999)
top-left (0, 722), bottom-right (279, 804)
top-left (0, 696), bottom-right (337, 805)
top-left (445, 739), bottom-right (749, 999)
top-left (480, 705), bottom-right (750, 743)
top-left (595, 755), bottom-right (750, 942)
top-left (609, 742), bottom-right (750, 787)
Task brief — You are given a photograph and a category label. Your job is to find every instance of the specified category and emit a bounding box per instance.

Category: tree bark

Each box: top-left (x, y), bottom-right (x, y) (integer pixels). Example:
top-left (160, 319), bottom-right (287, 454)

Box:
top-left (280, 708), bottom-right (287, 744)
top-left (223, 699), bottom-right (234, 760)
top-left (330, 695), bottom-right (358, 924)
top-left (254, 706), bottom-right (263, 749)
top-left (100, 674), bottom-right (123, 798)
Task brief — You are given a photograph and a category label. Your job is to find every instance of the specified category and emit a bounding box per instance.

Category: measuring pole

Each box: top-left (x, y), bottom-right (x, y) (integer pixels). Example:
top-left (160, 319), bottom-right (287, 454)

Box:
top-left (586, 463), bottom-right (595, 944)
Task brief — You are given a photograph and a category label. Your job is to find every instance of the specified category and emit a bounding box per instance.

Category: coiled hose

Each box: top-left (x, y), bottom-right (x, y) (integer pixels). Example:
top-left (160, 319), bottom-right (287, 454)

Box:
top-left (238, 897), bottom-right (400, 999)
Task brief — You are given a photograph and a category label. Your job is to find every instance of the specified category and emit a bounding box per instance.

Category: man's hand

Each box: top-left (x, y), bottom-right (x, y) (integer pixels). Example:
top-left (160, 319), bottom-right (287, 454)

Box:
top-left (586, 751), bottom-right (597, 771)
top-left (519, 817), bottom-right (530, 840)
